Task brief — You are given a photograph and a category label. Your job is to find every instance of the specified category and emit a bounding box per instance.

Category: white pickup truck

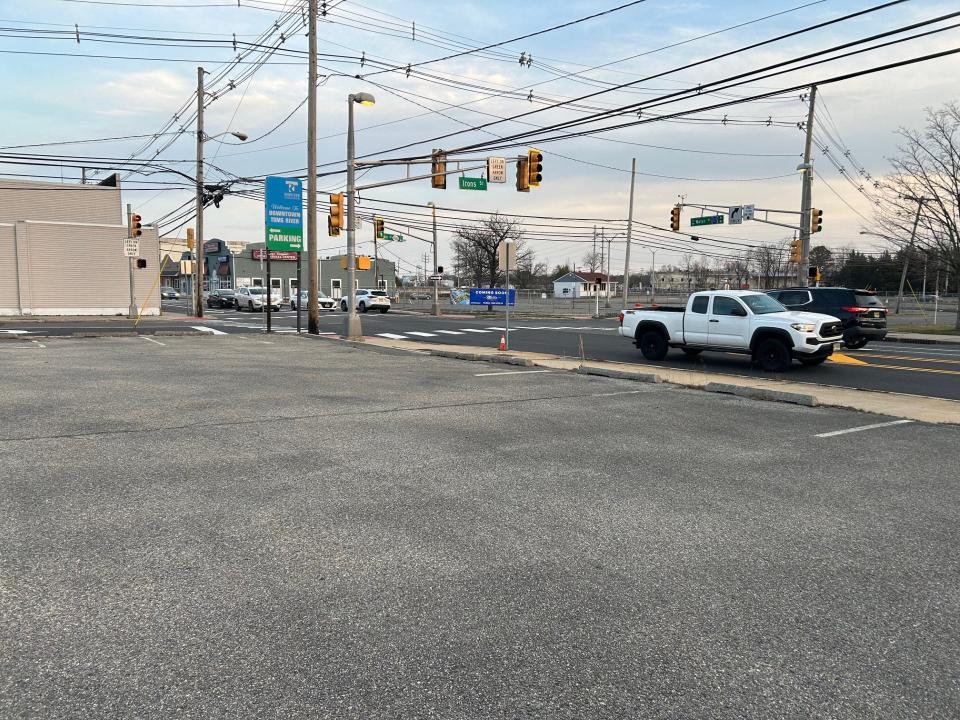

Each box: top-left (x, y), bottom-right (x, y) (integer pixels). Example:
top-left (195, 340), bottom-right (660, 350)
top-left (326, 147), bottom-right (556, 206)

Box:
top-left (618, 290), bottom-right (843, 371)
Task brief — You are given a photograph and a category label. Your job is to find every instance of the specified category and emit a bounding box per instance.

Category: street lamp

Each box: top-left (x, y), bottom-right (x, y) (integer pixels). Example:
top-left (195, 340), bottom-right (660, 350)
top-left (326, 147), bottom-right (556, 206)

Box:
top-left (193, 72), bottom-right (247, 318)
top-left (426, 201), bottom-right (439, 316)
top-left (345, 91), bottom-right (375, 340)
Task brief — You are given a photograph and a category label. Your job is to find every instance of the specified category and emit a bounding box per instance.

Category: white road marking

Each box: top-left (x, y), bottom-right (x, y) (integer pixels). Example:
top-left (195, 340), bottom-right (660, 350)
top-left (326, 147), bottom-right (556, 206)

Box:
top-left (815, 419), bottom-right (914, 438)
top-left (31, 340), bottom-right (46, 349)
top-left (377, 333), bottom-right (408, 339)
top-left (459, 328), bottom-right (492, 333)
top-left (474, 370), bottom-right (553, 377)
top-left (0, 329), bottom-right (31, 334)
top-left (434, 330), bottom-right (465, 335)
top-left (486, 326), bottom-right (507, 331)
top-left (140, 336), bottom-right (166, 346)
top-left (406, 331), bottom-right (438, 337)
top-left (192, 326), bottom-right (227, 335)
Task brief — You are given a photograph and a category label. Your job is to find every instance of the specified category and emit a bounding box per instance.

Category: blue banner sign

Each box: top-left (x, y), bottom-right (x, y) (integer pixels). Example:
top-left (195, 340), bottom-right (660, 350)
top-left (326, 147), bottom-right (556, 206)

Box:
top-left (265, 176), bottom-right (303, 252)
top-left (469, 288), bottom-right (515, 306)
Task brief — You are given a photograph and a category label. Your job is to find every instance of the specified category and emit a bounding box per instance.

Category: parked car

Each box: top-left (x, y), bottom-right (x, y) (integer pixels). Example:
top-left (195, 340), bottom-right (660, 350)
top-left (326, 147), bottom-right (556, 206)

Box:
top-left (207, 288), bottom-right (236, 309)
top-left (234, 286), bottom-right (282, 312)
top-left (618, 290), bottom-right (843, 372)
top-left (290, 290), bottom-right (336, 311)
top-left (766, 287), bottom-right (887, 349)
top-left (160, 288), bottom-right (180, 299)
top-left (341, 289), bottom-right (391, 313)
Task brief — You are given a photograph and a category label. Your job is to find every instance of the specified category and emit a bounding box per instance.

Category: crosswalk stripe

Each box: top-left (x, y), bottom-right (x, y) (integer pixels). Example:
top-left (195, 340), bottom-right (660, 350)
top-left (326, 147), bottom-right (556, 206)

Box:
top-left (192, 326), bottom-right (227, 335)
top-left (376, 333), bottom-right (407, 339)
top-left (406, 331), bottom-right (438, 337)
top-left (434, 330), bottom-right (465, 335)
top-left (459, 328), bottom-right (491, 333)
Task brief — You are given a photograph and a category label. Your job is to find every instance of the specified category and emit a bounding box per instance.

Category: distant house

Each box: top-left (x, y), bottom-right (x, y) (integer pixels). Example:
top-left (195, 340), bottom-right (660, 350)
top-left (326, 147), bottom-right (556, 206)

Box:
top-left (552, 271), bottom-right (620, 298)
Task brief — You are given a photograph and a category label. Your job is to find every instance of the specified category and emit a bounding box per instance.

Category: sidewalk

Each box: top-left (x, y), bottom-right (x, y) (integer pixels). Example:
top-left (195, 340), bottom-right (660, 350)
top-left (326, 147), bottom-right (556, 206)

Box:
top-left (884, 331), bottom-right (960, 346)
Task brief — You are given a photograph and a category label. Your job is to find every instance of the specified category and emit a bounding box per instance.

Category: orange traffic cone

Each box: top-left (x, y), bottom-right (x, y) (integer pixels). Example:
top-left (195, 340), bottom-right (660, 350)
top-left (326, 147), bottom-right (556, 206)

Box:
top-left (498, 334), bottom-right (506, 351)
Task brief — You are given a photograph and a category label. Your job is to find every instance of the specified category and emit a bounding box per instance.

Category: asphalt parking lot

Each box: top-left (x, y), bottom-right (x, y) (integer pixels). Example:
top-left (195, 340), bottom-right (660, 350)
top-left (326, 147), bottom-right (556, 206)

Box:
top-left (3, 335), bottom-right (959, 719)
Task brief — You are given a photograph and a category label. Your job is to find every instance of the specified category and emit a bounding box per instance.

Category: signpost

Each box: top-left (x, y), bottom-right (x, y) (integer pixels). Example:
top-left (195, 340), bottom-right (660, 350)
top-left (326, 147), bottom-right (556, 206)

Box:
top-left (487, 156), bottom-right (507, 183)
top-left (497, 240), bottom-right (517, 350)
top-left (691, 215), bottom-right (724, 227)
top-left (383, 233), bottom-right (405, 242)
top-left (458, 176), bottom-right (487, 191)
top-left (265, 176), bottom-right (304, 333)
top-left (728, 206), bottom-right (743, 224)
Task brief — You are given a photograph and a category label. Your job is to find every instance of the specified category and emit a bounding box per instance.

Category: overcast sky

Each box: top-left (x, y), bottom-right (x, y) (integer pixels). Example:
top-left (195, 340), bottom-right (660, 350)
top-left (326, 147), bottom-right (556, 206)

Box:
top-left (1, 0), bottom-right (958, 276)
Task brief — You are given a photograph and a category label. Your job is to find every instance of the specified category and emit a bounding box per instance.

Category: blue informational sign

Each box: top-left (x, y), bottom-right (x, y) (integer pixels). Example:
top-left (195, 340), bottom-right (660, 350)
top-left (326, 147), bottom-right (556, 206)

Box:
top-left (264, 176), bottom-right (303, 252)
top-left (469, 288), bottom-right (515, 306)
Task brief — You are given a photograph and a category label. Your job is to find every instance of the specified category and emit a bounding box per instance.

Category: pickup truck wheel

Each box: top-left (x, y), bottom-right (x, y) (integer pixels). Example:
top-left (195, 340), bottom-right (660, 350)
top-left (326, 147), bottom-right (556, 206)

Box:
top-left (755, 338), bottom-right (791, 372)
top-left (638, 330), bottom-right (668, 361)
top-left (844, 336), bottom-right (868, 349)
top-left (799, 355), bottom-right (828, 366)
top-left (359, 302), bottom-right (367, 313)
top-left (340, 301), bottom-right (348, 312)
top-left (681, 348), bottom-right (702, 357)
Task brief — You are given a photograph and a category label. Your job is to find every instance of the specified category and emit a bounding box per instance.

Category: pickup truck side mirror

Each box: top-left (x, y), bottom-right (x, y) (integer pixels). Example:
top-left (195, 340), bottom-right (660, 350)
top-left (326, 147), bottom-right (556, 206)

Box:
top-left (732, 307), bottom-right (748, 317)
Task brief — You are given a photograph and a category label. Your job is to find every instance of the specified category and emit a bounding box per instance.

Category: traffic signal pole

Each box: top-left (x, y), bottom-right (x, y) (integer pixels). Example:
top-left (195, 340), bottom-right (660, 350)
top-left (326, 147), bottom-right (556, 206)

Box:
top-left (126, 203), bottom-right (137, 319)
top-left (306, 0), bottom-right (320, 335)
top-left (798, 85), bottom-right (817, 286)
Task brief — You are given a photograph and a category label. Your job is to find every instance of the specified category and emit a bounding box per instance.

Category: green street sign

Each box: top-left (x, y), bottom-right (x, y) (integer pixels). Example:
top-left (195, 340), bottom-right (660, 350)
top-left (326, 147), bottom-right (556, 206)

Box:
top-left (458, 176), bottom-right (487, 191)
top-left (265, 225), bottom-right (303, 252)
top-left (383, 233), bottom-right (405, 243)
top-left (691, 215), bottom-right (724, 227)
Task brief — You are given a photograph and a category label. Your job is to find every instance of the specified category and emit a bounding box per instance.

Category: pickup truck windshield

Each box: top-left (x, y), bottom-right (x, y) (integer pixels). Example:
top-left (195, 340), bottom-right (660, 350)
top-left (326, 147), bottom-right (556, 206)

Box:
top-left (741, 294), bottom-right (785, 315)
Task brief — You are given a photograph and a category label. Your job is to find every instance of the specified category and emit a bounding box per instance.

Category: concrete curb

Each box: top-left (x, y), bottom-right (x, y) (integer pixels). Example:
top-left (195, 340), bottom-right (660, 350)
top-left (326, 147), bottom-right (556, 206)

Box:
top-left (577, 365), bottom-right (660, 383)
top-left (427, 349), bottom-right (534, 367)
top-left (882, 335), bottom-right (960, 346)
top-left (703, 382), bottom-right (819, 407)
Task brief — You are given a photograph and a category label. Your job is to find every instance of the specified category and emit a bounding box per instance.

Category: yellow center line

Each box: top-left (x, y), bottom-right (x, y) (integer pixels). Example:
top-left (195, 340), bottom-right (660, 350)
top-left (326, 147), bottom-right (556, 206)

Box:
top-left (856, 362), bottom-right (960, 376)
top-left (863, 353), bottom-right (960, 365)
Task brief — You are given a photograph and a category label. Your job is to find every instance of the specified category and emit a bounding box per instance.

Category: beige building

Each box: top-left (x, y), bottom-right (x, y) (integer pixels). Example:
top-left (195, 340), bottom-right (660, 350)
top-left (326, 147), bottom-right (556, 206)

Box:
top-left (0, 176), bottom-right (160, 316)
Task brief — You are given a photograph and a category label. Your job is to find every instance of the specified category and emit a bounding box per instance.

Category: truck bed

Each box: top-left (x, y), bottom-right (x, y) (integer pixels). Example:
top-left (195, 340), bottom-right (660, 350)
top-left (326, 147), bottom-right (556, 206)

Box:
top-left (631, 305), bottom-right (684, 312)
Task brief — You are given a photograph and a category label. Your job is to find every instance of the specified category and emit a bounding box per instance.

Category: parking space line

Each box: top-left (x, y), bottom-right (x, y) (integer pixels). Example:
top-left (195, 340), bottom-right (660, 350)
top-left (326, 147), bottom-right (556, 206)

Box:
top-left (474, 370), bottom-right (553, 377)
top-left (140, 336), bottom-right (166, 346)
top-left (31, 340), bottom-right (46, 349)
top-left (192, 326), bottom-right (228, 335)
top-left (815, 419), bottom-right (914, 438)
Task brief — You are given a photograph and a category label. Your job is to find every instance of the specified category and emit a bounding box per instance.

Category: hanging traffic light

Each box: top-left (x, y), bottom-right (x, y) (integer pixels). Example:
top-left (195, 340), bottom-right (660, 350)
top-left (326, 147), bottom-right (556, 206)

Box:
top-left (374, 217), bottom-right (384, 239)
top-left (186, 227), bottom-right (195, 251)
top-left (516, 155), bottom-right (530, 193)
top-left (790, 238), bottom-right (802, 264)
top-left (328, 193), bottom-right (344, 236)
top-left (670, 206), bottom-right (680, 232)
top-left (129, 212), bottom-right (142, 238)
top-left (808, 265), bottom-right (821, 283)
top-left (431, 149), bottom-right (447, 189)
top-left (811, 207), bottom-right (823, 233)
top-left (527, 148), bottom-right (543, 187)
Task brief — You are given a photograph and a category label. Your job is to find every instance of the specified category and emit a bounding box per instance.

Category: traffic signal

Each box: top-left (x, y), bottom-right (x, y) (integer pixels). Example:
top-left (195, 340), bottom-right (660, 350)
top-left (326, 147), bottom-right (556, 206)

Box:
top-left (431, 150), bottom-right (446, 189)
top-left (374, 217), bottom-right (385, 239)
top-left (437, 266), bottom-right (444, 274)
top-left (186, 227), bottom-right (195, 251)
top-left (516, 155), bottom-right (530, 192)
top-left (527, 148), bottom-right (543, 187)
top-left (129, 212), bottom-right (142, 239)
top-left (811, 207), bottom-right (823, 233)
top-left (808, 265), bottom-right (821, 283)
top-left (328, 193), bottom-right (344, 236)
top-left (790, 238), bottom-right (802, 264)
top-left (670, 206), bottom-right (680, 232)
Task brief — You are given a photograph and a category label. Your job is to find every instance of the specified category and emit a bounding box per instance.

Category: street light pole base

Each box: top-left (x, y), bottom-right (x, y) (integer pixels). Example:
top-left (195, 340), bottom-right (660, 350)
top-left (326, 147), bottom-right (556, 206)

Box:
top-left (430, 303), bottom-right (440, 316)
top-left (345, 313), bottom-right (363, 341)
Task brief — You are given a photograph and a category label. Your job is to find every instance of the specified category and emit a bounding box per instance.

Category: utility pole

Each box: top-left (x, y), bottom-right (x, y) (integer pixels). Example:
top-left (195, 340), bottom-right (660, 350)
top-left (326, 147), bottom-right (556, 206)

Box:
top-left (798, 84), bottom-right (817, 286)
top-left (650, 249), bottom-right (657, 303)
top-left (306, 0), bottom-right (320, 334)
top-left (895, 196), bottom-right (926, 314)
top-left (605, 229), bottom-right (612, 308)
top-left (194, 65), bottom-right (206, 318)
top-left (429, 202), bottom-right (439, 316)
top-left (622, 157), bottom-right (636, 311)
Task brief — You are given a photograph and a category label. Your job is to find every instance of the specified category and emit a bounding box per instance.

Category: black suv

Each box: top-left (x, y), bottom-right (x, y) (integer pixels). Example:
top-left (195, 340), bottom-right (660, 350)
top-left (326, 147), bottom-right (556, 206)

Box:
top-left (766, 287), bottom-right (887, 349)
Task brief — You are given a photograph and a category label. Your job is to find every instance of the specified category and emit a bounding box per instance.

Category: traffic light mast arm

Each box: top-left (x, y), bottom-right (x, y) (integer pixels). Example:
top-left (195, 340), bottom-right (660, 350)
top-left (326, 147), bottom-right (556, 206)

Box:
top-left (355, 163), bottom-right (487, 191)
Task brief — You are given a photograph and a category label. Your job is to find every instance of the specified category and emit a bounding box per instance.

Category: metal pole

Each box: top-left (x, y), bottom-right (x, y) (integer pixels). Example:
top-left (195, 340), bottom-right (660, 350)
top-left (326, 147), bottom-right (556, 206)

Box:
top-left (505, 264), bottom-right (510, 350)
top-left (934, 268), bottom-right (940, 325)
top-left (266, 250), bottom-right (272, 333)
top-left (373, 233), bottom-right (379, 290)
top-left (896, 197), bottom-right (925, 314)
top-left (126, 203), bottom-right (137, 319)
top-left (430, 203), bottom-right (439, 316)
top-left (306, 0), bottom-right (320, 334)
top-left (605, 229), bottom-right (612, 308)
top-left (345, 97), bottom-right (362, 340)
top-left (296, 251), bottom-right (302, 333)
top-left (622, 157), bottom-right (636, 311)
top-left (195, 65), bottom-right (205, 318)
top-left (798, 84), bottom-right (817, 286)
top-left (651, 249), bottom-right (657, 303)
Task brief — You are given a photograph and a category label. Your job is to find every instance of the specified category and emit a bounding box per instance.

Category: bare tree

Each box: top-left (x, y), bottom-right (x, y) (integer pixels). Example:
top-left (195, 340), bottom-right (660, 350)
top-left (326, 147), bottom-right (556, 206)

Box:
top-left (450, 214), bottom-right (531, 287)
top-left (724, 254), bottom-right (752, 289)
top-left (581, 249), bottom-right (602, 273)
top-left (873, 102), bottom-right (960, 327)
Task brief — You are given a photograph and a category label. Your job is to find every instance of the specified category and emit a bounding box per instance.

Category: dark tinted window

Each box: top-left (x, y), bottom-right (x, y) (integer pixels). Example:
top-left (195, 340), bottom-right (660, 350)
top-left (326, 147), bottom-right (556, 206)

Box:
top-left (813, 289), bottom-right (855, 305)
top-left (779, 290), bottom-right (811, 306)
top-left (712, 296), bottom-right (745, 316)
top-left (854, 293), bottom-right (885, 308)
top-left (691, 296), bottom-right (709, 314)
